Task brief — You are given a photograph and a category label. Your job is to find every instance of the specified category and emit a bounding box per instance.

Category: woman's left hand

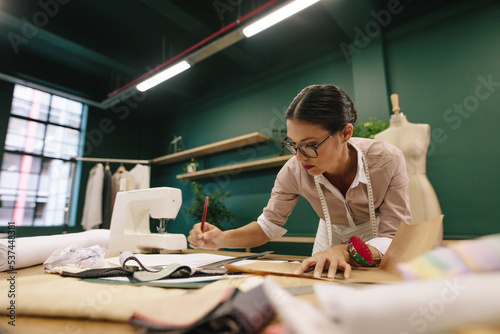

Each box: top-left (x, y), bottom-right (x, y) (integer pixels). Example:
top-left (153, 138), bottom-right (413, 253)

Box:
top-left (294, 244), bottom-right (354, 279)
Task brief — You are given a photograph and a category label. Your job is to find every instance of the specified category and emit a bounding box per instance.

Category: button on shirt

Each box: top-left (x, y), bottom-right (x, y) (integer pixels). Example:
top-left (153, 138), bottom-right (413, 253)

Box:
top-left (257, 137), bottom-right (412, 251)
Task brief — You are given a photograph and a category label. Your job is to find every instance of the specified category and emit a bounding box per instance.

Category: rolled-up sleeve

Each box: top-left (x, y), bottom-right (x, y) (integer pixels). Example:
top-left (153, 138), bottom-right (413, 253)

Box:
top-left (260, 158), bottom-right (301, 237)
top-left (257, 213), bottom-right (288, 240)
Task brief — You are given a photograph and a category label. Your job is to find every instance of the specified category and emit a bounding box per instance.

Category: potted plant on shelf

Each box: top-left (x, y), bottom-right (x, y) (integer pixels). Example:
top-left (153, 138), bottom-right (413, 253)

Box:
top-left (184, 181), bottom-right (234, 230)
top-left (353, 117), bottom-right (389, 139)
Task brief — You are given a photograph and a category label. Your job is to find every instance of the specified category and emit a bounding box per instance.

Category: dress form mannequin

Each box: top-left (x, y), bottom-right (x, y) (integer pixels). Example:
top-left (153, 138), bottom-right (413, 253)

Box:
top-left (374, 94), bottom-right (442, 230)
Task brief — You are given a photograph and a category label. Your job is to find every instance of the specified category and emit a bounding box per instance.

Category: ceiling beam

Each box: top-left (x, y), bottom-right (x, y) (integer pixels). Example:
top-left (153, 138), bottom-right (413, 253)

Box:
top-left (139, 0), bottom-right (266, 72)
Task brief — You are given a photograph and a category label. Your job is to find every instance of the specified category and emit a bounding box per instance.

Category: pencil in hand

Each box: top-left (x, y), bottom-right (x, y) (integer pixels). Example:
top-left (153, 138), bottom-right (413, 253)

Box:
top-left (201, 196), bottom-right (209, 233)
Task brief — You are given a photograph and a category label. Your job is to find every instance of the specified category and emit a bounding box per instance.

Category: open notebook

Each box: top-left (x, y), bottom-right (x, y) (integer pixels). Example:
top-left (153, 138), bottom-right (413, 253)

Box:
top-left (61, 251), bottom-right (274, 284)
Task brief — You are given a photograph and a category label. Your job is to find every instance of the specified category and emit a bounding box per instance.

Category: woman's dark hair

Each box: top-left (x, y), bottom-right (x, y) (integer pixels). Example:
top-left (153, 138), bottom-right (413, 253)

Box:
top-left (284, 84), bottom-right (357, 133)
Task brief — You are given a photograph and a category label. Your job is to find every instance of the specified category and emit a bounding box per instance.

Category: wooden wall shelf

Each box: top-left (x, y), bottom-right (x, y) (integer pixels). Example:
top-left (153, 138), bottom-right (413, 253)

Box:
top-left (152, 132), bottom-right (270, 165)
top-left (176, 155), bottom-right (292, 180)
top-left (269, 236), bottom-right (315, 243)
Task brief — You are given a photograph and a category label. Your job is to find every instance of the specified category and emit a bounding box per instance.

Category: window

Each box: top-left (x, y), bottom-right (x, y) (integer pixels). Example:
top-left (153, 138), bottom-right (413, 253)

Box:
top-left (0, 85), bottom-right (87, 227)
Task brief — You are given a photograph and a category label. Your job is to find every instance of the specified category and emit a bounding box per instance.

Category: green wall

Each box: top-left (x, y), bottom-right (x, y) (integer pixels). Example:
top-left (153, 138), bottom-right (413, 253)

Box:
top-left (384, 1), bottom-right (500, 237)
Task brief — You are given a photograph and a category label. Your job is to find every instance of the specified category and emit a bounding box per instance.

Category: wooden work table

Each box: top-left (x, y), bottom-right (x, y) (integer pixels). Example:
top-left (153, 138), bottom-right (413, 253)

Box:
top-left (0, 250), bottom-right (309, 334)
top-left (1, 250), bottom-right (499, 334)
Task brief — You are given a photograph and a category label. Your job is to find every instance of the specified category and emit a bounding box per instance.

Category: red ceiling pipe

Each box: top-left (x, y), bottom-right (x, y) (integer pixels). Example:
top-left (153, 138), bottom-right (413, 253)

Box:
top-left (107, 0), bottom-right (282, 98)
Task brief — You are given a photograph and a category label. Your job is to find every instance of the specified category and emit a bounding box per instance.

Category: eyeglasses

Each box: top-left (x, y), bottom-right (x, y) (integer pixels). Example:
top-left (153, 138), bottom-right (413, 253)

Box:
top-left (281, 134), bottom-right (333, 158)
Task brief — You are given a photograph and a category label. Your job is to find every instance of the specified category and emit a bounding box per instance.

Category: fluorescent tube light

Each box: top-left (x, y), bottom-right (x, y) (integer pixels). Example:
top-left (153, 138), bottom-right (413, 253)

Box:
top-left (242, 0), bottom-right (321, 38)
top-left (136, 60), bottom-right (191, 92)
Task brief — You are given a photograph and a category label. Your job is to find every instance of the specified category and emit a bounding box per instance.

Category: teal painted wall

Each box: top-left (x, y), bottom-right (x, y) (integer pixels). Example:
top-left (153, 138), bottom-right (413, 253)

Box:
top-left (384, 2), bottom-right (500, 237)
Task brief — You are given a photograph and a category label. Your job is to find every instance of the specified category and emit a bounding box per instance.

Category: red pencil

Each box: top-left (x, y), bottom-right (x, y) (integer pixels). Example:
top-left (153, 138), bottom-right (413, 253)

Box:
top-left (201, 196), bottom-right (209, 233)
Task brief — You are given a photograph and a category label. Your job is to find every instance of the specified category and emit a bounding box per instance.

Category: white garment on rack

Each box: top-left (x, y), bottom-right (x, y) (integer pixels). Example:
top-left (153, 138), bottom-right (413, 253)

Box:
top-left (130, 164), bottom-right (150, 189)
top-left (81, 164), bottom-right (104, 231)
top-left (111, 167), bottom-right (135, 213)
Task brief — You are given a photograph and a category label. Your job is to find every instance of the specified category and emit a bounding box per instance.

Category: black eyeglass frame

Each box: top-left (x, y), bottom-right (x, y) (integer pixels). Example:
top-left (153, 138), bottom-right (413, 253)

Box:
top-left (281, 133), bottom-right (334, 158)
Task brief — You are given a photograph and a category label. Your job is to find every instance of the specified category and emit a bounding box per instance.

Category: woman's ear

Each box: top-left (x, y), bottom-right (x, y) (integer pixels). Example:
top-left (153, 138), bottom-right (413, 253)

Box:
top-left (343, 123), bottom-right (354, 141)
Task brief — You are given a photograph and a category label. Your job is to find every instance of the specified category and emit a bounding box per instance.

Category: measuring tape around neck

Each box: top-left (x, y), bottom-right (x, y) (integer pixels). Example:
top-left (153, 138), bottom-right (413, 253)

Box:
top-left (314, 154), bottom-right (378, 248)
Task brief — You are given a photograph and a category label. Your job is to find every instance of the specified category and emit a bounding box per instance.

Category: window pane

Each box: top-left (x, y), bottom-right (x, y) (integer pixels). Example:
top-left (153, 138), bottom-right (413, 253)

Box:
top-left (0, 205), bottom-right (14, 226)
top-left (7, 192), bottom-right (36, 226)
top-left (5, 118), bottom-right (46, 154)
top-left (1, 153), bottom-right (42, 175)
top-left (43, 125), bottom-right (80, 159)
top-left (50, 96), bottom-right (83, 128)
top-left (35, 159), bottom-right (71, 226)
top-left (0, 84), bottom-right (85, 227)
top-left (0, 154), bottom-right (41, 188)
top-left (12, 85), bottom-right (50, 121)
top-left (16, 207), bottom-right (35, 226)
top-left (0, 171), bottom-right (19, 190)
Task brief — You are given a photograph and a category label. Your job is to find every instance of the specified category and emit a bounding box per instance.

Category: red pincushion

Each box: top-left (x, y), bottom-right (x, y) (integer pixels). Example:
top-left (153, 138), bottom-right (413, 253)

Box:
top-left (349, 236), bottom-right (373, 264)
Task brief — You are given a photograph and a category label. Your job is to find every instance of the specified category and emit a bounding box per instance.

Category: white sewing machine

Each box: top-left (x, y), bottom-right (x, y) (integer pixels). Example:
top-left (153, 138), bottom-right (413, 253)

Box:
top-left (108, 187), bottom-right (187, 253)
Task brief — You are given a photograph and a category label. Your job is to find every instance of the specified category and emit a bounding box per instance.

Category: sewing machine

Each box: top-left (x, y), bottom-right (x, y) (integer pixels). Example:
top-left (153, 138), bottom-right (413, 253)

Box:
top-left (108, 187), bottom-right (187, 253)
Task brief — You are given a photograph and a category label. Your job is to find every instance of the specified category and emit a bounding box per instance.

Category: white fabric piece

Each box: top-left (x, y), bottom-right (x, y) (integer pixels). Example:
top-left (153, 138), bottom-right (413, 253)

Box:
top-left (81, 163), bottom-right (104, 230)
top-left (0, 229), bottom-right (109, 271)
top-left (43, 245), bottom-right (107, 270)
top-left (263, 278), bottom-right (334, 334)
top-left (314, 273), bottom-right (500, 334)
top-left (366, 237), bottom-right (393, 255)
top-left (256, 213), bottom-right (287, 240)
top-left (130, 163), bottom-right (150, 189)
top-left (265, 273), bottom-right (500, 334)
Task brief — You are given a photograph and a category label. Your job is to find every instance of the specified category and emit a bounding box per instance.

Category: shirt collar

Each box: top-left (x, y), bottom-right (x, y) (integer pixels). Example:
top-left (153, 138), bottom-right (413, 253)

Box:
top-left (316, 140), bottom-right (368, 188)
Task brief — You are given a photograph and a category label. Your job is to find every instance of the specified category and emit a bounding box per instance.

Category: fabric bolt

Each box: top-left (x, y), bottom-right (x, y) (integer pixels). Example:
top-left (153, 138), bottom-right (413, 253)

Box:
top-left (131, 284), bottom-right (274, 333)
top-left (258, 138), bottom-right (411, 254)
top-left (0, 229), bottom-right (110, 271)
top-left (0, 274), bottom-right (186, 322)
top-left (81, 163), bottom-right (104, 230)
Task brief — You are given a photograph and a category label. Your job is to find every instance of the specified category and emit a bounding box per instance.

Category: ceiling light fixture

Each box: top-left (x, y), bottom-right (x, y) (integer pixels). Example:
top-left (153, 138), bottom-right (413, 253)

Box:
top-left (136, 60), bottom-right (191, 92)
top-left (242, 0), bottom-right (321, 38)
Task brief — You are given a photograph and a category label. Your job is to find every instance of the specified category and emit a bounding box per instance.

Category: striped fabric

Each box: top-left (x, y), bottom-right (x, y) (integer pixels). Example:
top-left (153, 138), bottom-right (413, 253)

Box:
top-left (397, 234), bottom-right (500, 280)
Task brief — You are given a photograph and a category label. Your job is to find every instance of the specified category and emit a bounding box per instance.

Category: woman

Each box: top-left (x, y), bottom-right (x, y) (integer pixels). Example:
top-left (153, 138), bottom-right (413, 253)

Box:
top-left (188, 84), bottom-right (411, 279)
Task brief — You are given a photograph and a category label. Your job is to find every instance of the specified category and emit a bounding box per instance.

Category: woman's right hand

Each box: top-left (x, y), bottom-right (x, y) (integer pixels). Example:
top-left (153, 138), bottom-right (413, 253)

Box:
top-left (187, 222), bottom-right (224, 250)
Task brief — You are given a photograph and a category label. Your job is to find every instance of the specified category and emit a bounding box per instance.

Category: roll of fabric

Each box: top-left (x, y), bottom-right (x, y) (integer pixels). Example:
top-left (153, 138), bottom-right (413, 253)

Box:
top-left (0, 229), bottom-right (110, 272)
top-left (313, 273), bottom-right (500, 334)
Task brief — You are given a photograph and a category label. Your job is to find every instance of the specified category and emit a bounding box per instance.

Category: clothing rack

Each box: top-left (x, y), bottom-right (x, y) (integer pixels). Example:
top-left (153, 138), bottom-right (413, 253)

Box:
top-left (64, 157), bottom-right (151, 233)
top-left (71, 157), bottom-right (151, 165)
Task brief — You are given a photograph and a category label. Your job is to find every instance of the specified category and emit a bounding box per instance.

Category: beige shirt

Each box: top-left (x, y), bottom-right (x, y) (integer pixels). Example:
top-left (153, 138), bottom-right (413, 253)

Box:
top-left (258, 137), bottom-right (412, 244)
